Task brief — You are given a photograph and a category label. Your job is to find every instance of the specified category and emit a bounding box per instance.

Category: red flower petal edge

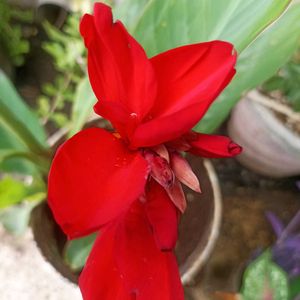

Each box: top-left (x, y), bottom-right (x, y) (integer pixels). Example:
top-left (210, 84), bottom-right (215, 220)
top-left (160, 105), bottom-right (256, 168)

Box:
top-left (48, 128), bottom-right (149, 239)
top-left (187, 132), bottom-right (243, 158)
top-left (145, 180), bottom-right (179, 251)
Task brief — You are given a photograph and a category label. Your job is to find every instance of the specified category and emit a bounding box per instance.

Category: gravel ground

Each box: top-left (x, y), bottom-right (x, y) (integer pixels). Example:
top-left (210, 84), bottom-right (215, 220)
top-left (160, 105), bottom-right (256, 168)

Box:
top-left (0, 226), bottom-right (82, 300)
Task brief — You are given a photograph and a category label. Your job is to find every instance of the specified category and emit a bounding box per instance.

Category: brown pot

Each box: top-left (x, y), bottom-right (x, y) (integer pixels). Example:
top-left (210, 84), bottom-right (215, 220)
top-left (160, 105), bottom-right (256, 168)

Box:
top-left (31, 156), bottom-right (222, 286)
top-left (228, 90), bottom-right (300, 178)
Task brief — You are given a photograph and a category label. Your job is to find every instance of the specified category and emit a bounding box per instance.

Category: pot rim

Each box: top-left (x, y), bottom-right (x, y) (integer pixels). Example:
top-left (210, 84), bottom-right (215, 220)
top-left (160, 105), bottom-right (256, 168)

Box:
top-left (180, 159), bottom-right (222, 285)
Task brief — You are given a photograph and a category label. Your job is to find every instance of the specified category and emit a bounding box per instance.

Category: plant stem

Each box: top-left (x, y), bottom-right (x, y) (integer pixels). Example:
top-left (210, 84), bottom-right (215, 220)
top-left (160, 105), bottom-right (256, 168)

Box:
top-left (42, 73), bottom-right (72, 125)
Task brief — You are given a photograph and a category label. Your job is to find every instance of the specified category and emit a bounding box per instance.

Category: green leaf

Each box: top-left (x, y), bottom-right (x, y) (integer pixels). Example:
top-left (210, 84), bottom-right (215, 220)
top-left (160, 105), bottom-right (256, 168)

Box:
top-left (241, 251), bottom-right (289, 300)
top-left (0, 175), bottom-right (45, 209)
top-left (43, 21), bottom-right (70, 45)
top-left (0, 174), bottom-right (45, 233)
top-left (0, 124), bottom-right (37, 174)
top-left (69, 77), bottom-right (97, 136)
top-left (51, 112), bottom-right (68, 128)
top-left (0, 176), bottom-right (27, 209)
top-left (129, 0), bottom-right (291, 57)
top-left (195, 4), bottom-right (300, 133)
top-left (0, 156), bottom-right (35, 175)
top-left (64, 233), bottom-right (97, 271)
top-left (289, 276), bottom-right (300, 300)
top-left (289, 89), bottom-right (300, 111)
top-left (262, 76), bottom-right (285, 92)
top-left (0, 202), bottom-right (37, 235)
top-left (114, 0), bottom-right (149, 30)
top-left (0, 71), bottom-right (49, 154)
top-left (0, 149), bottom-right (50, 175)
top-left (24, 192), bottom-right (45, 203)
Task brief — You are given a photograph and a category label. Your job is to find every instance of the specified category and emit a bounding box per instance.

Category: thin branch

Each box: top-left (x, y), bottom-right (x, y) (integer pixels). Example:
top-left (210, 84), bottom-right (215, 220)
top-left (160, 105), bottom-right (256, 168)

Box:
top-left (42, 73), bottom-right (72, 125)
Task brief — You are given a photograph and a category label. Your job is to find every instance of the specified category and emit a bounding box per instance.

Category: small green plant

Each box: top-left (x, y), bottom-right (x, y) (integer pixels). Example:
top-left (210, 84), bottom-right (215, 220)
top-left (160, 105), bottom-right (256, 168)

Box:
top-left (0, 13), bottom-right (96, 234)
top-left (37, 14), bottom-right (86, 129)
top-left (240, 211), bottom-right (300, 300)
top-left (263, 47), bottom-right (300, 112)
top-left (0, 0), bottom-right (33, 66)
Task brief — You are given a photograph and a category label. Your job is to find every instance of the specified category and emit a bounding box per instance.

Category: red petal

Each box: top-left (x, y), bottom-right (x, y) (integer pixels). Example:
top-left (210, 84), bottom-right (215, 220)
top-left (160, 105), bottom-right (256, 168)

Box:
top-left (188, 132), bottom-right (242, 158)
top-left (130, 41), bottom-right (236, 147)
top-left (151, 144), bottom-right (170, 162)
top-left (170, 152), bottom-right (201, 192)
top-left (93, 100), bottom-right (132, 138)
top-left (116, 201), bottom-right (184, 300)
top-left (165, 179), bottom-right (187, 213)
top-left (79, 227), bottom-right (132, 300)
top-left (166, 132), bottom-right (196, 152)
top-left (48, 128), bottom-right (149, 239)
top-left (145, 180), bottom-right (179, 250)
top-left (79, 201), bottom-right (184, 300)
top-left (144, 151), bottom-right (174, 189)
top-left (151, 41), bottom-right (236, 117)
top-left (80, 4), bottom-right (156, 137)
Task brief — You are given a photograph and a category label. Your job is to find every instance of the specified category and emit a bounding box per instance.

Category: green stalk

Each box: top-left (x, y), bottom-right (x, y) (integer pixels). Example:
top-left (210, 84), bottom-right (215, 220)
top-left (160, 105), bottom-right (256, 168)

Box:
top-left (2, 151), bottom-right (51, 175)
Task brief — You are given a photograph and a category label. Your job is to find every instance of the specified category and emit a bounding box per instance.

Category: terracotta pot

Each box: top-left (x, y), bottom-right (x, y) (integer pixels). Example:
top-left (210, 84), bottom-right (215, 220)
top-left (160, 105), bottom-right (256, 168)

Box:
top-left (31, 156), bottom-right (222, 286)
top-left (228, 90), bottom-right (300, 178)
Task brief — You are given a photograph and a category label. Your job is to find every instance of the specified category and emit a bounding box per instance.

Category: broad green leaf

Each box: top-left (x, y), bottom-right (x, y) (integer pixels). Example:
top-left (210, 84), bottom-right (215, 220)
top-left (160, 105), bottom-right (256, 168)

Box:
top-left (64, 233), bottom-right (97, 271)
top-left (114, 0), bottom-right (149, 30)
top-left (0, 70), bottom-right (48, 154)
top-left (241, 251), bottom-right (289, 300)
top-left (130, 0), bottom-right (291, 57)
top-left (196, 4), bottom-right (300, 133)
top-left (69, 77), bottom-right (97, 136)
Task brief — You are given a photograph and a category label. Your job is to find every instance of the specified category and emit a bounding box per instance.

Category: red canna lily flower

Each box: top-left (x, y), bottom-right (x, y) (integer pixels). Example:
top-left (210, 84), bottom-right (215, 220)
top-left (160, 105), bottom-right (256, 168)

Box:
top-left (48, 3), bottom-right (242, 300)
